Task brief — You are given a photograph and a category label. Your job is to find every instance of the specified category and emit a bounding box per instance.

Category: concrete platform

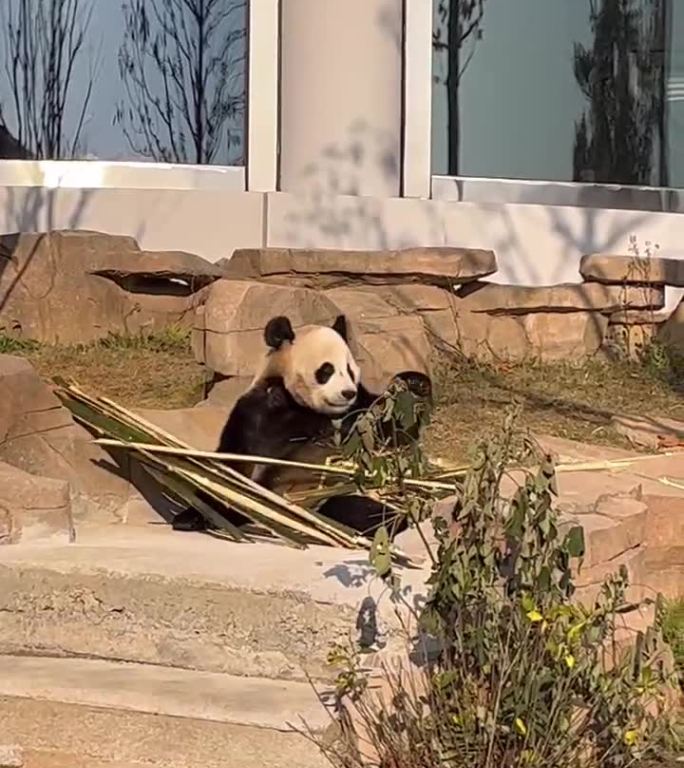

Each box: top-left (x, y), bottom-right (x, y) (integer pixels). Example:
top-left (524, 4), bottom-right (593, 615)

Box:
top-left (0, 655), bottom-right (331, 768)
top-left (0, 655), bottom-right (331, 730)
top-left (0, 525), bottom-right (428, 681)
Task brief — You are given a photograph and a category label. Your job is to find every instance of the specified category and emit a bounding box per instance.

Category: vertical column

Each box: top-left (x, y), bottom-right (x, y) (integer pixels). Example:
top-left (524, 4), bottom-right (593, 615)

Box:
top-left (278, 0), bottom-right (404, 198)
top-left (247, 0), bottom-right (280, 192)
top-left (402, 0), bottom-right (433, 198)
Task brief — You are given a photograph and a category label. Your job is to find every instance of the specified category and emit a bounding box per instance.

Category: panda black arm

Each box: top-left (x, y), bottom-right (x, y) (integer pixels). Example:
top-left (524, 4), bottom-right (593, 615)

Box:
top-left (216, 379), bottom-right (291, 459)
top-left (172, 380), bottom-right (293, 533)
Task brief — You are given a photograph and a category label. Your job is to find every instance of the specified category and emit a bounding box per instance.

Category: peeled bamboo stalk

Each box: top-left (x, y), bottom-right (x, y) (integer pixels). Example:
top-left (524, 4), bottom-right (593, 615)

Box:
top-left (93, 439), bottom-right (460, 492)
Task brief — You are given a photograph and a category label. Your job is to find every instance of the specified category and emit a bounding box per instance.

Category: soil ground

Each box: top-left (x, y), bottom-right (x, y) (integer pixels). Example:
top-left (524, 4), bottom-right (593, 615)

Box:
top-left (2, 330), bottom-right (681, 464)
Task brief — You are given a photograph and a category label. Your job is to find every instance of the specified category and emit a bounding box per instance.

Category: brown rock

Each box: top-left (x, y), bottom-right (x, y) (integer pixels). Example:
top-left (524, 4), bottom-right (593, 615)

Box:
top-left (580, 253), bottom-right (684, 287)
top-left (0, 230), bottom-right (221, 344)
top-left (89, 248), bottom-right (223, 287)
top-left (451, 308), bottom-right (607, 362)
top-left (135, 405), bottom-right (232, 451)
top-left (192, 280), bottom-right (341, 377)
top-left (642, 495), bottom-right (684, 550)
top-left (201, 376), bottom-right (252, 409)
top-left (522, 312), bottom-right (607, 361)
top-left (368, 284), bottom-right (460, 350)
top-left (608, 309), bottom-right (667, 325)
top-left (223, 246), bottom-right (497, 289)
top-left (534, 434), bottom-right (637, 463)
top-left (657, 295), bottom-right (684, 355)
top-left (192, 280), bottom-right (432, 393)
top-left (604, 319), bottom-right (659, 361)
top-left (325, 288), bottom-right (432, 390)
top-left (0, 460), bottom-right (73, 544)
top-left (611, 414), bottom-right (684, 450)
top-left (0, 355), bottom-right (134, 521)
top-left (456, 281), bottom-right (664, 313)
top-left (583, 494), bottom-right (649, 568)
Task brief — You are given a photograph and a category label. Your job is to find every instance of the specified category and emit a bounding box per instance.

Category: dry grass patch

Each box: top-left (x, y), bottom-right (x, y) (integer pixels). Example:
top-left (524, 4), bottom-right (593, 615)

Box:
top-left (426, 354), bottom-right (683, 463)
top-left (1, 332), bottom-right (681, 464)
top-left (0, 329), bottom-right (206, 410)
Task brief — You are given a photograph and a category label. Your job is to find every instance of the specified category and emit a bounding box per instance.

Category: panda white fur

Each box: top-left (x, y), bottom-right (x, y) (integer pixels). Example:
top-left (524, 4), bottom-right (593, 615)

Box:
top-left (171, 313), bottom-right (432, 540)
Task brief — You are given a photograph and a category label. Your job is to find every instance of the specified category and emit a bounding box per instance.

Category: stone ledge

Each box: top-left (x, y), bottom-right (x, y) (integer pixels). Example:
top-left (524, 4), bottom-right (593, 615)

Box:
top-left (0, 526), bottom-right (426, 681)
top-left (223, 247), bottom-right (497, 289)
top-left (456, 281), bottom-right (665, 314)
top-left (0, 655), bottom-right (329, 732)
top-left (580, 253), bottom-right (684, 287)
top-left (0, 696), bottom-right (328, 768)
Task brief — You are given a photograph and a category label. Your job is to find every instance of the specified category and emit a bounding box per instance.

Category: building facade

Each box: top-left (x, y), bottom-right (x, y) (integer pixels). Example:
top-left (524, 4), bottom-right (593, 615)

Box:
top-left (0, 0), bottom-right (682, 304)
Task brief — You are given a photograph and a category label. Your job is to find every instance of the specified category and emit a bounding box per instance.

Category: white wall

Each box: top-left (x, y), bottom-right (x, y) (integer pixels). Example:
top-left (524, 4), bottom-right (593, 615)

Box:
top-left (0, 186), bottom-right (264, 262)
top-left (266, 190), bottom-right (684, 311)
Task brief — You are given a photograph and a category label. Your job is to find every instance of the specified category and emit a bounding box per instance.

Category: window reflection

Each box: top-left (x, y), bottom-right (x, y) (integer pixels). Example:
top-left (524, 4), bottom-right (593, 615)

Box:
top-left (0, 0), bottom-right (247, 166)
top-left (432, 0), bottom-right (681, 189)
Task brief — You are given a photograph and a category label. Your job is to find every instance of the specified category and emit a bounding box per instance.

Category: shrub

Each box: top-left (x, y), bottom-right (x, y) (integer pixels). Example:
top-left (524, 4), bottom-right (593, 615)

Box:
top-left (313, 404), bottom-right (680, 768)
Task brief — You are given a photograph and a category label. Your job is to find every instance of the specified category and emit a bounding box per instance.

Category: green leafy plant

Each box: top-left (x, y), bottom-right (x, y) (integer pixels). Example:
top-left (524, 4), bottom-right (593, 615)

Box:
top-left (661, 598), bottom-right (684, 689)
top-left (313, 405), bottom-right (680, 768)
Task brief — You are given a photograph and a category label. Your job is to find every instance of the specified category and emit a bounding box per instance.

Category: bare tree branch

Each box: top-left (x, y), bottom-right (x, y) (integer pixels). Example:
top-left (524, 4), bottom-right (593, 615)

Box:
top-left (0, 0), bottom-right (96, 159)
top-left (433, 0), bottom-right (487, 175)
top-left (116, 0), bottom-right (246, 165)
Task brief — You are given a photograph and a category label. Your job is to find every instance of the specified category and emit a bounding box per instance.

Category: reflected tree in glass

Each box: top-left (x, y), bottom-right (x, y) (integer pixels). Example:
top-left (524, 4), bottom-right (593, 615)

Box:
top-left (433, 0), bottom-right (487, 176)
top-left (0, 0), bottom-right (96, 159)
top-left (115, 0), bottom-right (246, 166)
top-left (572, 0), bottom-right (667, 186)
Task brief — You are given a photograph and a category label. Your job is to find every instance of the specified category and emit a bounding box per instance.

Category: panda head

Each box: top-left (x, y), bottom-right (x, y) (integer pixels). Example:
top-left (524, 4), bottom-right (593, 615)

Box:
top-left (260, 314), bottom-right (361, 416)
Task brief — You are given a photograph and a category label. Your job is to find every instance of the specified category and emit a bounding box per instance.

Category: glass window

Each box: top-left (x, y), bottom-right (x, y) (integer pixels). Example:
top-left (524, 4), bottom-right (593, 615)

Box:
top-left (0, 0), bottom-right (247, 165)
top-left (432, 0), bottom-right (681, 188)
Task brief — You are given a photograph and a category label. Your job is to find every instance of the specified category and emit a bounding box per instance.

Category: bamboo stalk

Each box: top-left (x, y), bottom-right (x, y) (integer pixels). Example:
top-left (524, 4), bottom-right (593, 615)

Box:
top-left (58, 385), bottom-right (367, 547)
top-left (93, 439), bottom-right (460, 492)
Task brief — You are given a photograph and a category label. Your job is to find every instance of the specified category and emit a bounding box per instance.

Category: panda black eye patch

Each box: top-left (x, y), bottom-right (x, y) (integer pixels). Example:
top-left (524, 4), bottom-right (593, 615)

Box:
top-left (347, 364), bottom-right (356, 382)
top-left (315, 362), bottom-right (335, 384)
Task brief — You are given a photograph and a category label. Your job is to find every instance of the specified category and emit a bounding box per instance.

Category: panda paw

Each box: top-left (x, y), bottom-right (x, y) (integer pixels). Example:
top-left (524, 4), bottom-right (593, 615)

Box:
top-left (171, 508), bottom-right (208, 532)
top-left (392, 371), bottom-right (432, 401)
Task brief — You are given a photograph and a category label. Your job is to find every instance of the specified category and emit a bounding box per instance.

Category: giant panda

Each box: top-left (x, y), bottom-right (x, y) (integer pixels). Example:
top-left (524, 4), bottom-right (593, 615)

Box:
top-left (171, 313), bottom-right (433, 541)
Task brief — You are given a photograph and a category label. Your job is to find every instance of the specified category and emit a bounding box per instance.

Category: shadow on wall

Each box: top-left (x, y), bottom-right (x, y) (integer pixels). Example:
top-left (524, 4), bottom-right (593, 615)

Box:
top-left (376, 0), bottom-right (403, 52)
top-left (0, 186), bottom-right (94, 315)
top-left (281, 120), bottom-right (450, 249)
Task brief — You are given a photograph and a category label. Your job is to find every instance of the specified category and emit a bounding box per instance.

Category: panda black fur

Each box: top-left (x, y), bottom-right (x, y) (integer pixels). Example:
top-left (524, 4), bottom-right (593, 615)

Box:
top-left (172, 313), bottom-right (432, 540)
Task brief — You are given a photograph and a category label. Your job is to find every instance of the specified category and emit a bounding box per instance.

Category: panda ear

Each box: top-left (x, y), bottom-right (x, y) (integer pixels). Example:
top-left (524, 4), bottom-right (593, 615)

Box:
top-left (331, 314), bottom-right (349, 342)
top-left (264, 316), bottom-right (295, 349)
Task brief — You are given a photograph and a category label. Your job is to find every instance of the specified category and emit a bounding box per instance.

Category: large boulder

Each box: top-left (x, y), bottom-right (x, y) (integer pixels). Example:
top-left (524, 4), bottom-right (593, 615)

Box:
top-left (450, 308), bottom-right (608, 362)
top-left (0, 354), bottom-right (134, 522)
top-left (192, 279), bottom-right (433, 396)
top-left (0, 230), bottom-right (223, 344)
top-left (436, 281), bottom-right (666, 363)
top-left (580, 253), bottom-right (684, 287)
top-left (325, 288), bottom-right (432, 391)
top-left (0, 461), bottom-right (73, 544)
top-left (222, 246), bottom-right (497, 289)
top-left (367, 284), bottom-right (460, 351)
top-left (192, 280), bottom-right (341, 377)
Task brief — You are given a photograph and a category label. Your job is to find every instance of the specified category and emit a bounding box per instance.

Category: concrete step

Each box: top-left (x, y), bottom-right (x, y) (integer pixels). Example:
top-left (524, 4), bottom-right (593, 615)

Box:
top-left (0, 655), bottom-right (332, 768)
top-left (0, 525), bottom-right (428, 682)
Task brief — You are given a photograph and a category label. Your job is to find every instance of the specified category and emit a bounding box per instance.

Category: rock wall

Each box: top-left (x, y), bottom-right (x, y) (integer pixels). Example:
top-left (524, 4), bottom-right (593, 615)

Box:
top-left (0, 230), bottom-right (680, 404)
top-left (0, 231), bottom-right (223, 344)
top-left (194, 246), bottom-right (683, 400)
